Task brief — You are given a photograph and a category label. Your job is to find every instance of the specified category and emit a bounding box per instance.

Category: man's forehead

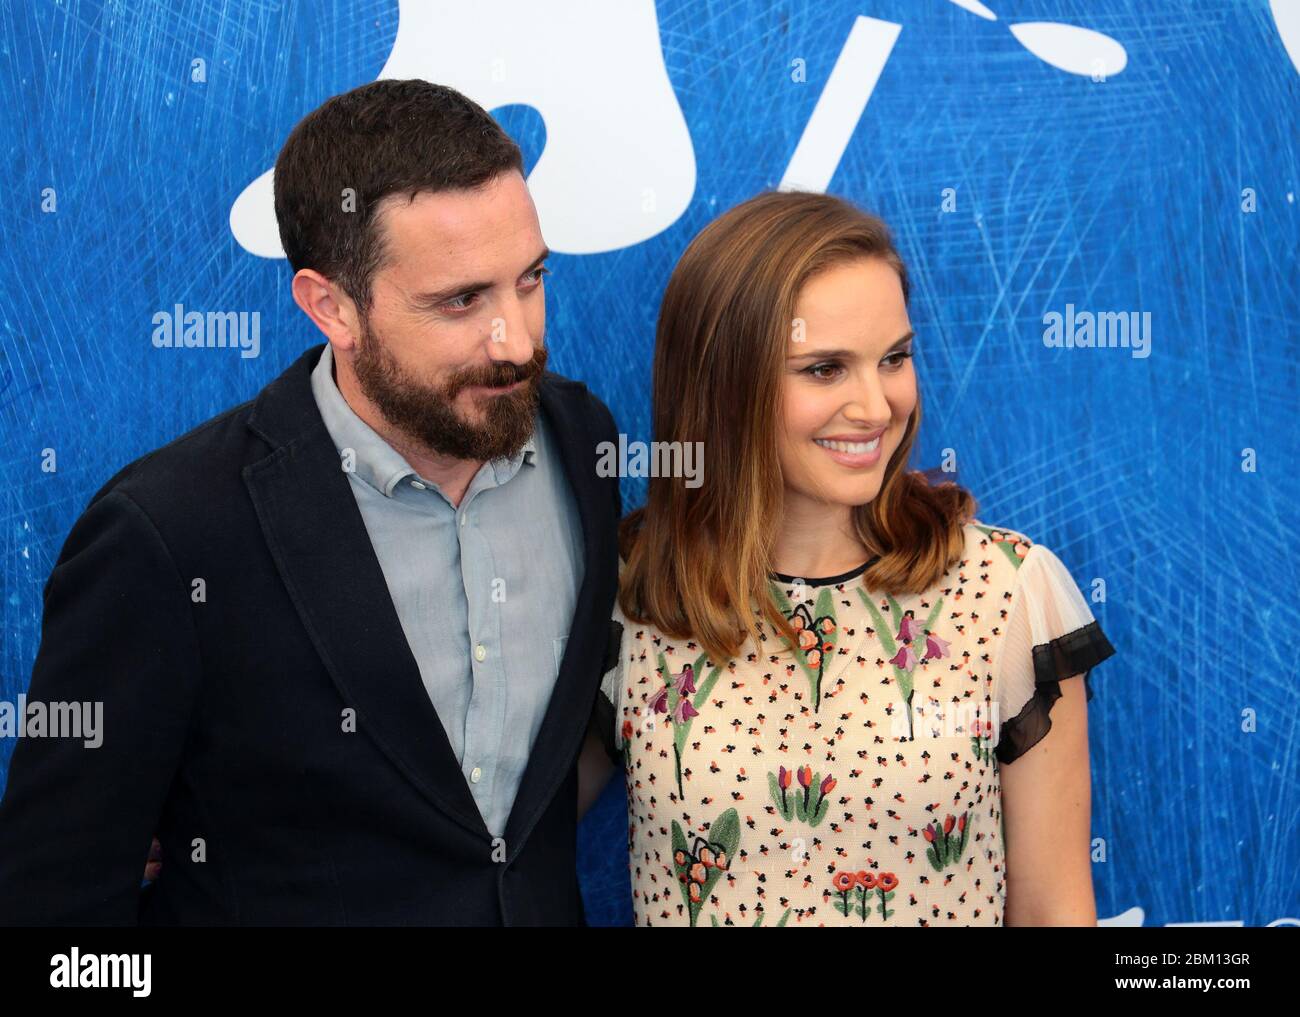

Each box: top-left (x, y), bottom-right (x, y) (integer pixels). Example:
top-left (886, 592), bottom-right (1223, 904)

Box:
top-left (375, 177), bottom-right (542, 277)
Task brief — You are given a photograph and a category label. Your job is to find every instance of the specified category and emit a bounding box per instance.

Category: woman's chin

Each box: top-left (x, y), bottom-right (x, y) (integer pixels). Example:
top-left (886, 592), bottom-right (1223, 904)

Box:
top-left (792, 475), bottom-right (884, 509)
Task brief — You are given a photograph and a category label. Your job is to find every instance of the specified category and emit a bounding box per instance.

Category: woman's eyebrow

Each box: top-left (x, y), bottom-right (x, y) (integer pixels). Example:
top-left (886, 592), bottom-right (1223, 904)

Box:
top-left (788, 330), bottom-right (915, 360)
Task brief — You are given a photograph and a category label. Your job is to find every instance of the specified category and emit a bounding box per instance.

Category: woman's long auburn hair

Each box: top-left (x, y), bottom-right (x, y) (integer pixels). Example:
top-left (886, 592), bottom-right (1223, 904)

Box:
top-left (618, 190), bottom-right (978, 665)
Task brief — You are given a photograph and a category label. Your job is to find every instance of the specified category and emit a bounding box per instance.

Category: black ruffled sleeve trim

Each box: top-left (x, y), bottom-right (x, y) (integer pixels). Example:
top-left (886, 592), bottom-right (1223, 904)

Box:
top-left (995, 619), bottom-right (1117, 765)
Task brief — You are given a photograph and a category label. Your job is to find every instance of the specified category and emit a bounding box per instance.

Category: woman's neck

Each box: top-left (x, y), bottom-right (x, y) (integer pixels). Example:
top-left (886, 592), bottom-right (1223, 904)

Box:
top-left (770, 496), bottom-right (871, 580)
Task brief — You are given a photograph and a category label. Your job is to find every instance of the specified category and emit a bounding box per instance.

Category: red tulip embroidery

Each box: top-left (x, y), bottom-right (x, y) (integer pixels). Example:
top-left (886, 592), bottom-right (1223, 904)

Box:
top-left (923, 810), bottom-right (971, 872)
top-left (769, 764), bottom-right (835, 827)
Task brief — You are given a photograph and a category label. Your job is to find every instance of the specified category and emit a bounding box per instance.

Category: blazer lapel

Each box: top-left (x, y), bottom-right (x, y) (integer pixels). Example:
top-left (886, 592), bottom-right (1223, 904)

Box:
top-left (242, 345), bottom-right (491, 841)
top-left (503, 374), bottom-right (617, 853)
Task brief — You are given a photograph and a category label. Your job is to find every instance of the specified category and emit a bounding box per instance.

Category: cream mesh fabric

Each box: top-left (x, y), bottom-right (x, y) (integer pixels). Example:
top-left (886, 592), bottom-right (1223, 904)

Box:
top-left (992, 542), bottom-right (1100, 755)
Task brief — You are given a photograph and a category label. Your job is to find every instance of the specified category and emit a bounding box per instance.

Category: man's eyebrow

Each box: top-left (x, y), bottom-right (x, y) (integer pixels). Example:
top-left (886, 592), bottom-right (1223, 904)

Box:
top-left (410, 247), bottom-right (551, 307)
top-left (788, 330), bottom-right (915, 359)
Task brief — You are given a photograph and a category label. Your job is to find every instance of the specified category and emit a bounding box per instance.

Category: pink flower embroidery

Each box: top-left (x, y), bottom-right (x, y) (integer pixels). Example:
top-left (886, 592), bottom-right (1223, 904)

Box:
top-left (924, 633), bottom-right (950, 660)
top-left (897, 613), bottom-right (923, 642)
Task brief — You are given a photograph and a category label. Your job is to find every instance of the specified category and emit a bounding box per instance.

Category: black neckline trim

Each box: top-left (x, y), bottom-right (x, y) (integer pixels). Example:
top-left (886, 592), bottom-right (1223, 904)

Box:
top-left (770, 555), bottom-right (880, 587)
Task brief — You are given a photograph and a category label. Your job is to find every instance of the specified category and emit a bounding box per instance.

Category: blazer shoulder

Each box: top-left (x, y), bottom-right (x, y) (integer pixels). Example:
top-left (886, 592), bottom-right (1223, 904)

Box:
top-left (87, 396), bottom-right (262, 513)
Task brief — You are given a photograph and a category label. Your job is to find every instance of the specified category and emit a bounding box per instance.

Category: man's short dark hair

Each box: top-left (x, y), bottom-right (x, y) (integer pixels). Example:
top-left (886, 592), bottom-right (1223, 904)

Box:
top-left (273, 79), bottom-right (524, 314)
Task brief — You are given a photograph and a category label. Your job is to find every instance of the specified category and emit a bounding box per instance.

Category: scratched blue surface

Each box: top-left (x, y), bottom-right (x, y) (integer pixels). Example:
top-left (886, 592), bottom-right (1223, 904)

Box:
top-left (1, 1), bottom-right (1297, 928)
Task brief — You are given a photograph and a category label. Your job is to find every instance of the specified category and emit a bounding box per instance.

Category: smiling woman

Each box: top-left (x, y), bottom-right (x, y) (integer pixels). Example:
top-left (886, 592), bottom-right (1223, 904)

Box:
top-left (618, 190), bottom-right (971, 665)
top-left (587, 189), bottom-right (1117, 927)
top-left (781, 257), bottom-right (915, 504)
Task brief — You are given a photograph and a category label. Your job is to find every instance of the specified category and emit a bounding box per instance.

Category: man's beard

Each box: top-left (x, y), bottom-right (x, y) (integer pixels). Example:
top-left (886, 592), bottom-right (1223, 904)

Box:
top-left (352, 315), bottom-right (547, 463)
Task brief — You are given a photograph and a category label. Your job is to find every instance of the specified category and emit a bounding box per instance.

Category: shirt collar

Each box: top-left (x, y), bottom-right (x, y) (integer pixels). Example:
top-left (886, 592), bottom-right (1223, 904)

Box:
top-left (310, 344), bottom-right (536, 499)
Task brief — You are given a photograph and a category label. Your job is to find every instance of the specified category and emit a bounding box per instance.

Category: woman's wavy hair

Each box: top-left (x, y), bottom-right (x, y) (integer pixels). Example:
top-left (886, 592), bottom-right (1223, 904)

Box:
top-left (618, 190), bottom-right (978, 664)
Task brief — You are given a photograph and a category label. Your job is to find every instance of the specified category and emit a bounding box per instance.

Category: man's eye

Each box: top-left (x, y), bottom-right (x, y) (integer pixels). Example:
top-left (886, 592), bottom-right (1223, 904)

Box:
top-left (442, 293), bottom-right (478, 312)
top-left (523, 266), bottom-right (550, 286)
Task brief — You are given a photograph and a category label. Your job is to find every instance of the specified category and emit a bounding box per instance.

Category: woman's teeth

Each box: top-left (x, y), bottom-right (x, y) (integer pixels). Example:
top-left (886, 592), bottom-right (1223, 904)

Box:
top-left (814, 437), bottom-right (880, 454)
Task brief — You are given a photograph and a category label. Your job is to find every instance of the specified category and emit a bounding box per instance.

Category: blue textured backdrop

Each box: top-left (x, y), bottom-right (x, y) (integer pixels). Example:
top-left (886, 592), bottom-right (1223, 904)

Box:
top-left (1, 0), bottom-right (1297, 927)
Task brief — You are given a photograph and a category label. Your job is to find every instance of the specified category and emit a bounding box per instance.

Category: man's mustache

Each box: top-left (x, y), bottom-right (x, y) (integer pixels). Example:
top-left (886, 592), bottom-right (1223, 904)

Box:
top-left (449, 348), bottom-right (547, 395)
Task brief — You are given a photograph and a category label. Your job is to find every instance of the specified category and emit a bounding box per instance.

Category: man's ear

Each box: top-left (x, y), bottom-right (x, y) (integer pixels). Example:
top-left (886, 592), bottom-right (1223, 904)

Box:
top-left (291, 268), bottom-right (360, 352)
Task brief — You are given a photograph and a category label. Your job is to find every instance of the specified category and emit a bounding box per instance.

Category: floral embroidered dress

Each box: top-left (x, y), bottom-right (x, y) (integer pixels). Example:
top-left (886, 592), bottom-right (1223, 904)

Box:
top-left (597, 521), bottom-right (1116, 927)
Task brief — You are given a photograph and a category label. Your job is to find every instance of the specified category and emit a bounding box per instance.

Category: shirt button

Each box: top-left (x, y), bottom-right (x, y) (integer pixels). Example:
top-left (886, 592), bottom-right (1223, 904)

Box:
top-left (459, 516), bottom-right (466, 527)
top-left (470, 767), bottom-right (482, 783)
top-left (474, 644), bottom-right (486, 662)
top-left (410, 480), bottom-right (426, 490)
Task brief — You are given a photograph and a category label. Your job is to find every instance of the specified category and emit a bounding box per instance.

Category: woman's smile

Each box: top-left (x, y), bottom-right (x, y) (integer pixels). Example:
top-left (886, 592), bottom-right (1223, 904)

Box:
top-left (813, 428), bottom-right (885, 468)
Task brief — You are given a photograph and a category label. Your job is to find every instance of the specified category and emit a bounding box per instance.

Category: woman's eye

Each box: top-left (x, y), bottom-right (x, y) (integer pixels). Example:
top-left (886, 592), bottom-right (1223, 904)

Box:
top-left (804, 362), bottom-right (843, 381)
top-left (803, 349), bottom-right (913, 379)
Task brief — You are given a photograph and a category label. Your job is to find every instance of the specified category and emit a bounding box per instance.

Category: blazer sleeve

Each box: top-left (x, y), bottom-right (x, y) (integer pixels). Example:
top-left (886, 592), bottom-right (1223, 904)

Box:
top-left (587, 558), bottom-right (629, 767)
top-left (0, 489), bottom-right (202, 924)
top-left (991, 542), bottom-right (1116, 765)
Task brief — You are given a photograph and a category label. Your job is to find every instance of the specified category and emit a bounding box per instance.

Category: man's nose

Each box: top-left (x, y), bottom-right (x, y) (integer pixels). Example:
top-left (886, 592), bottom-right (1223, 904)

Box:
top-left (486, 296), bottom-right (537, 365)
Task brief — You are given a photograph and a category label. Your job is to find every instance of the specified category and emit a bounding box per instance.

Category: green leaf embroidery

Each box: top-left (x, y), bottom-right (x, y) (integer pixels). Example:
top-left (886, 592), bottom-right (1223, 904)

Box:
top-left (768, 771), bottom-right (794, 820)
top-left (671, 807), bottom-right (742, 927)
top-left (767, 579), bottom-right (838, 712)
top-left (971, 523), bottom-right (1029, 568)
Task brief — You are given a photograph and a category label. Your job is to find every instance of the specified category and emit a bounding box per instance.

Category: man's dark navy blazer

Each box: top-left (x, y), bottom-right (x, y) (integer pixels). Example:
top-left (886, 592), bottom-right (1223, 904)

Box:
top-left (0, 343), bottom-right (622, 925)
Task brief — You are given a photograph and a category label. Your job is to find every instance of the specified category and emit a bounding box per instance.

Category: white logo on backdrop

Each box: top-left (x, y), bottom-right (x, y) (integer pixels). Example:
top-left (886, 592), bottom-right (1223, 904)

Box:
top-left (1270, 0), bottom-right (1300, 74)
top-left (230, 0), bottom-right (695, 258)
top-left (230, 0), bottom-right (1252, 259)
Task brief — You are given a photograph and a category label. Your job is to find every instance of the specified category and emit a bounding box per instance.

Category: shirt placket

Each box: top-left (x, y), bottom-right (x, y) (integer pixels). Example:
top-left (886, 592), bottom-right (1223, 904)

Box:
top-left (455, 468), bottom-right (506, 836)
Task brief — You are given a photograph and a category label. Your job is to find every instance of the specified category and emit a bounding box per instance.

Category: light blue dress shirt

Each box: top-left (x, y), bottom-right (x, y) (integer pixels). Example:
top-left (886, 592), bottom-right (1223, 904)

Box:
top-left (310, 344), bottom-right (584, 838)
